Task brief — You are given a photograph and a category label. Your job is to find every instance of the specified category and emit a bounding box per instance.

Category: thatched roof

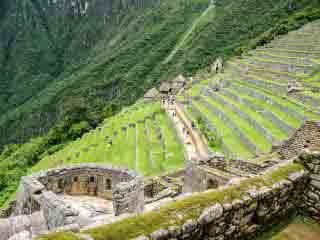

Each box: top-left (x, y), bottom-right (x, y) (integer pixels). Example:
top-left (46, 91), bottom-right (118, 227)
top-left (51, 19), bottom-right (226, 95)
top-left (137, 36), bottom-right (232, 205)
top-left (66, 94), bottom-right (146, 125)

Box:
top-left (173, 74), bottom-right (187, 83)
top-left (159, 82), bottom-right (172, 92)
top-left (144, 88), bottom-right (159, 99)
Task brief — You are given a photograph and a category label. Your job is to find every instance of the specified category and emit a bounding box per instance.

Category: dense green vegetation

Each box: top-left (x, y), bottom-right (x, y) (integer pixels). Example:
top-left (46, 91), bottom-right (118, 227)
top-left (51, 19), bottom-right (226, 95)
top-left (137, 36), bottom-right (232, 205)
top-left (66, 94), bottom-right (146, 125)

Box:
top-left (1, 0), bottom-right (320, 209)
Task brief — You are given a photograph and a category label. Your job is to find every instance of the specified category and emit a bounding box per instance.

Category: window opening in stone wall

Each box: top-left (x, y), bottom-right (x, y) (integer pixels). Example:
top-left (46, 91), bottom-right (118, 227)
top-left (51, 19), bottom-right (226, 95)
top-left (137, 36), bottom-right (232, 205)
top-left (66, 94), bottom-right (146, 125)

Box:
top-left (74, 176), bottom-right (78, 182)
top-left (58, 178), bottom-right (64, 189)
top-left (90, 176), bottom-right (95, 183)
top-left (207, 179), bottom-right (218, 189)
top-left (106, 179), bottom-right (112, 190)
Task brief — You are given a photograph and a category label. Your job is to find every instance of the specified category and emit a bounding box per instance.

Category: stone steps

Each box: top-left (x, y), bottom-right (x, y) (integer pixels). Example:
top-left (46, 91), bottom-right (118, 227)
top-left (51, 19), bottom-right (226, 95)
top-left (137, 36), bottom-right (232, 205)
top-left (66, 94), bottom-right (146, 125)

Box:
top-left (230, 60), bottom-right (320, 95)
top-left (228, 60), bottom-right (298, 83)
top-left (230, 59), bottom-right (301, 82)
top-left (219, 88), bottom-right (288, 141)
top-left (230, 82), bottom-right (306, 123)
top-left (267, 43), bottom-right (320, 52)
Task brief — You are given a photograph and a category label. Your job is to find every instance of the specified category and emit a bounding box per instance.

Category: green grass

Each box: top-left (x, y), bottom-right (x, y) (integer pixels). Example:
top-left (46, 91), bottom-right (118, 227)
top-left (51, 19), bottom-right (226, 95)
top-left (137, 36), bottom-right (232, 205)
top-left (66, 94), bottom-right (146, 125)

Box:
top-left (217, 92), bottom-right (288, 140)
top-left (156, 113), bottom-right (185, 172)
top-left (136, 122), bottom-right (153, 176)
top-left (191, 100), bottom-right (254, 159)
top-left (232, 80), bottom-right (320, 121)
top-left (203, 96), bottom-right (271, 152)
top-left (32, 102), bottom-right (185, 176)
top-left (227, 86), bottom-right (301, 128)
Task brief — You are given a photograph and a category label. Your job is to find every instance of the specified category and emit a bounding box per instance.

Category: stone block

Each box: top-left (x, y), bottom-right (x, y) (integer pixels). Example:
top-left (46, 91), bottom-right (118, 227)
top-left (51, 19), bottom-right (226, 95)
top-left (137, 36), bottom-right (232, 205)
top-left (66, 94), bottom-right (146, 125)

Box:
top-left (182, 219), bottom-right (197, 234)
top-left (150, 229), bottom-right (170, 240)
top-left (168, 226), bottom-right (181, 238)
top-left (8, 231), bottom-right (31, 240)
top-left (135, 236), bottom-right (150, 240)
top-left (307, 191), bottom-right (320, 202)
top-left (198, 204), bottom-right (223, 224)
top-left (310, 180), bottom-right (320, 190)
top-left (310, 174), bottom-right (320, 181)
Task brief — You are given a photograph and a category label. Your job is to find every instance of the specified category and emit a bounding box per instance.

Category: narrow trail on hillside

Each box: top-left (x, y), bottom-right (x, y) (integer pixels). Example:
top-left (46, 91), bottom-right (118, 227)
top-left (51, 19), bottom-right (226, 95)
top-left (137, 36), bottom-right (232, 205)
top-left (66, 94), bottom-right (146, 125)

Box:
top-left (163, 4), bottom-right (215, 64)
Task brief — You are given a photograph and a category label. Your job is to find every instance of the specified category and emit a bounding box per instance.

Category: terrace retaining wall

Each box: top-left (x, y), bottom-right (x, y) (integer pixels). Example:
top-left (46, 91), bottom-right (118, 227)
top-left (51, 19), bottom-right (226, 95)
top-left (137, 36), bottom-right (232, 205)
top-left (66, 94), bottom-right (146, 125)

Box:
top-left (273, 121), bottom-right (320, 160)
top-left (136, 150), bottom-right (320, 240)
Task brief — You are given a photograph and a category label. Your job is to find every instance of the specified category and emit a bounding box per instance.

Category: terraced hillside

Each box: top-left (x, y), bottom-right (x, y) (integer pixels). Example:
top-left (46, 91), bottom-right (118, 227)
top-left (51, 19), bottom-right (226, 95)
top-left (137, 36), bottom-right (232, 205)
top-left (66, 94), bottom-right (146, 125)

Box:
top-left (183, 20), bottom-right (320, 160)
top-left (32, 101), bottom-right (186, 176)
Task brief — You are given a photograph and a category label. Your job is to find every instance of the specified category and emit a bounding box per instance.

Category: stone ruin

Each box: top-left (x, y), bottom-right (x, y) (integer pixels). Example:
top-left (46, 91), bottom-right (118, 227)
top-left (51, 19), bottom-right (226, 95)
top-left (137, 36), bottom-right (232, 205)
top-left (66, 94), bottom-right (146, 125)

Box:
top-left (273, 121), bottom-right (320, 160)
top-left (211, 57), bottom-right (224, 74)
top-left (0, 164), bottom-right (144, 240)
top-left (1, 121), bottom-right (320, 240)
top-left (184, 121), bottom-right (320, 194)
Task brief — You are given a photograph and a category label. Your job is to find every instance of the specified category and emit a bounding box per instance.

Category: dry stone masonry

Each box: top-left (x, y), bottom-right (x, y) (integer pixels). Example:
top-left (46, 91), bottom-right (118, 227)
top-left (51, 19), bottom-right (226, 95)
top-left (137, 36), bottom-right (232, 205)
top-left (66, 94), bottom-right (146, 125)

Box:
top-left (0, 164), bottom-right (144, 240)
top-left (137, 150), bottom-right (320, 240)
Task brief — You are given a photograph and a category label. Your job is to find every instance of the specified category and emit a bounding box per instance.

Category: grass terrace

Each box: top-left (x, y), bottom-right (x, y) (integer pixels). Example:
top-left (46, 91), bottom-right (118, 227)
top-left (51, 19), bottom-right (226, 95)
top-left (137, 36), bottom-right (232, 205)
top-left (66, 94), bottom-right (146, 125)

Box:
top-left (32, 101), bottom-right (186, 176)
top-left (181, 20), bottom-right (320, 160)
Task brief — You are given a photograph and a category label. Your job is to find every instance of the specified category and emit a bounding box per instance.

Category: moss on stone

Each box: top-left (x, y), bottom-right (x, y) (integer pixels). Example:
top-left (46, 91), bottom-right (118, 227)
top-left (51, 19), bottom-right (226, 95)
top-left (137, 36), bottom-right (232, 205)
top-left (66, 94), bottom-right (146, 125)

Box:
top-left (35, 162), bottom-right (304, 240)
top-left (37, 232), bottom-right (82, 240)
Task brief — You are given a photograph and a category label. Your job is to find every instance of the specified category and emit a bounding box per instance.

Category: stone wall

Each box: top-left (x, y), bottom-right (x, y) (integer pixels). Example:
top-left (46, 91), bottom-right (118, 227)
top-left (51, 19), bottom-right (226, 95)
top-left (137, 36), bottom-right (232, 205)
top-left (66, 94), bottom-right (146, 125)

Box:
top-left (13, 164), bottom-right (144, 217)
top-left (136, 150), bottom-right (320, 240)
top-left (0, 164), bottom-right (145, 240)
top-left (139, 168), bottom-right (308, 240)
top-left (274, 121), bottom-right (320, 160)
top-left (113, 177), bottom-right (144, 216)
top-left (297, 149), bottom-right (320, 220)
top-left (228, 159), bottom-right (277, 175)
top-left (0, 212), bottom-right (47, 240)
top-left (39, 191), bottom-right (79, 229)
top-left (184, 161), bottom-right (230, 193)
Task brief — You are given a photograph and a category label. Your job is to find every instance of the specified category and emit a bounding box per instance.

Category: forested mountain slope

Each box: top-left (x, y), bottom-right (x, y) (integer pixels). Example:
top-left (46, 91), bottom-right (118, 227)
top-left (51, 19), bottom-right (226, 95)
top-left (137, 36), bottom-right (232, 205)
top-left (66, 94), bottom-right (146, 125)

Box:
top-left (1, 0), bottom-right (319, 148)
top-left (1, 0), bottom-right (320, 208)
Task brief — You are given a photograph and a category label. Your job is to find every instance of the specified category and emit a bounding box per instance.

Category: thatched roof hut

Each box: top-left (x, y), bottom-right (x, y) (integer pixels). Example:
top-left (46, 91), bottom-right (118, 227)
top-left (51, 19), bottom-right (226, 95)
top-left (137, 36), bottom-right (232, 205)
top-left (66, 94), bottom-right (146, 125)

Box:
top-left (144, 88), bottom-right (160, 102)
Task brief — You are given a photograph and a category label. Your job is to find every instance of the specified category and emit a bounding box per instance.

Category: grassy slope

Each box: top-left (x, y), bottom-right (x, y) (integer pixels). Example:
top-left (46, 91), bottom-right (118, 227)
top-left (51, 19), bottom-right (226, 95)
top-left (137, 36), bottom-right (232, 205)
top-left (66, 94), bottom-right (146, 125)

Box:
top-left (32, 101), bottom-right (185, 177)
top-left (183, 18), bottom-right (320, 160)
